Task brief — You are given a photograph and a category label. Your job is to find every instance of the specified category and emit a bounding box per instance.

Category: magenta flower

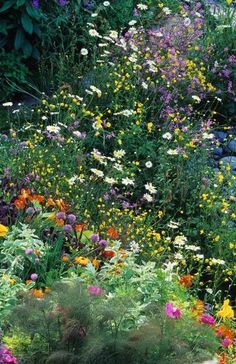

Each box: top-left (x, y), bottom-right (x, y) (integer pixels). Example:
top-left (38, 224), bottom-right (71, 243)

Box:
top-left (200, 314), bottom-right (215, 325)
top-left (88, 285), bottom-right (104, 296)
top-left (90, 233), bottom-right (100, 243)
top-left (0, 345), bottom-right (17, 364)
top-left (222, 338), bottom-right (233, 347)
top-left (165, 303), bottom-right (181, 319)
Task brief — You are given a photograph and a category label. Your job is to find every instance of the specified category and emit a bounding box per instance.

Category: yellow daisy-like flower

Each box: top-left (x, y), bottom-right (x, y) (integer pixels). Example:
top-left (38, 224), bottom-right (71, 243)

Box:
top-left (74, 256), bottom-right (90, 266)
top-left (0, 224), bottom-right (9, 237)
top-left (217, 299), bottom-right (235, 319)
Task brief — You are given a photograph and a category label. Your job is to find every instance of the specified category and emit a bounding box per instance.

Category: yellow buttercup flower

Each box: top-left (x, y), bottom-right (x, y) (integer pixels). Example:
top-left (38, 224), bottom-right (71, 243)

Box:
top-left (0, 224), bottom-right (9, 237)
top-left (217, 299), bottom-right (235, 319)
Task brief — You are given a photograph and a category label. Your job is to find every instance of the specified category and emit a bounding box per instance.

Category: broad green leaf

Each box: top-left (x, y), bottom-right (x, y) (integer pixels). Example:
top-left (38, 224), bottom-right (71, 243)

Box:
top-left (22, 39), bottom-right (33, 57)
top-left (21, 13), bottom-right (33, 34)
top-left (0, 0), bottom-right (15, 13)
top-left (14, 28), bottom-right (25, 50)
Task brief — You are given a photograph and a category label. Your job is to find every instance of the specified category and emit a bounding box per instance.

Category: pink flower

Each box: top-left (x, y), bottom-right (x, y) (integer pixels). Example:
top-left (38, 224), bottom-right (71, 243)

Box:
top-left (200, 314), bottom-right (215, 325)
top-left (87, 285), bottom-right (104, 296)
top-left (222, 338), bottom-right (233, 347)
top-left (165, 303), bottom-right (181, 319)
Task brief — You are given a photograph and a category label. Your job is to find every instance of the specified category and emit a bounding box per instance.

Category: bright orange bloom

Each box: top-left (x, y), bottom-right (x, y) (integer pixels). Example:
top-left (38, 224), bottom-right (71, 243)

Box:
top-left (34, 249), bottom-right (41, 256)
top-left (75, 223), bottom-right (87, 232)
top-left (14, 197), bottom-right (26, 209)
top-left (219, 353), bottom-right (228, 364)
top-left (45, 197), bottom-right (56, 207)
top-left (92, 258), bottom-right (100, 269)
top-left (62, 255), bottom-right (70, 262)
top-left (103, 250), bottom-right (116, 259)
top-left (107, 226), bottom-right (119, 240)
top-left (32, 289), bottom-right (44, 299)
top-left (192, 300), bottom-right (204, 317)
top-left (216, 324), bottom-right (235, 341)
top-left (179, 274), bottom-right (193, 288)
top-left (55, 218), bottom-right (65, 226)
top-left (74, 256), bottom-right (90, 266)
top-left (29, 194), bottom-right (44, 203)
top-left (55, 199), bottom-right (69, 212)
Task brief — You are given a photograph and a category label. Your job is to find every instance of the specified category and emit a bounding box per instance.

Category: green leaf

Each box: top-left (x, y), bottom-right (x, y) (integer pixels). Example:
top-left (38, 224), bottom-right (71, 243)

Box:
top-left (0, 21), bottom-right (8, 35)
top-left (21, 13), bottom-right (33, 34)
top-left (22, 39), bottom-right (33, 57)
top-left (0, 0), bottom-right (15, 13)
top-left (14, 29), bottom-right (25, 50)
top-left (26, 3), bottom-right (40, 19)
top-left (17, 0), bottom-right (26, 6)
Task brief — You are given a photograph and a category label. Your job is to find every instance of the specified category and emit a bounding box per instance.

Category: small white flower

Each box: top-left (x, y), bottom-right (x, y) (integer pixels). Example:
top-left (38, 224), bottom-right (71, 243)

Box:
top-left (163, 7), bottom-right (171, 15)
top-left (109, 30), bottom-right (118, 39)
top-left (162, 132), bottom-right (172, 140)
top-left (80, 48), bottom-right (88, 56)
top-left (128, 20), bottom-right (137, 26)
top-left (68, 176), bottom-right (78, 186)
top-left (113, 163), bottom-right (123, 171)
top-left (167, 221), bottom-right (180, 229)
top-left (90, 85), bottom-right (102, 97)
top-left (142, 81), bottom-right (148, 89)
top-left (143, 193), bottom-right (153, 202)
top-left (145, 161), bottom-right (153, 168)
top-left (137, 3), bottom-right (148, 10)
top-left (113, 149), bottom-right (126, 158)
top-left (202, 132), bottom-right (215, 140)
top-left (104, 177), bottom-right (117, 184)
top-left (145, 183), bottom-right (157, 194)
top-left (167, 149), bottom-right (178, 155)
top-left (122, 177), bottom-right (135, 186)
top-left (175, 253), bottom-right (183, 260)
top-left (183, 17), bottom-right (191, 27)
top-left (130, 241), bottom-right (140, 253)
top-left (12, 109), bottom-right (20, 114)
top-left (2, 102), bottom-right (13, 107)
top-left (192, 95), bottom-right (201, 103)
top-left (205, 288), bottom-right (213, 294)
top-left (46, 125), bottom-right (61, 134)
top-left (90, 168), bottom-right (104, 178)
top-left (91, 13), bottom-right (98, 17)
top-left (42, 116), bottom-right (48, 120)
top-left (174, 235), bottom-right (187, 247)
top-left (89, 29), bottom-right (101, 37)
top-left (103, 1), bottom-right (110, 6)
top-left (114, 109), bottom-right (134, 117)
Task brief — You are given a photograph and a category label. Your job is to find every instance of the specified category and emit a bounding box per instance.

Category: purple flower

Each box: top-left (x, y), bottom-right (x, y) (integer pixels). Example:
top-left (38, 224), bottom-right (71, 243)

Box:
top-left (165, 303), bottom-right (181, 319)
top-left (30, 273), bottom-right (38, 281)
top-left (64, 224), bottom-right (73, 233)
top-left (99, 239), bottom-right (108, 248)
top-left (56, 211), bottom-right (66, 220)
top-left (26, 207), bottom-right (35, 215)
top-left (90, 233), bottom-right (100, 243)
top-left (25, 248), bottom-right (33, 255)
top-left (58, 0), bottom-right (68, 5)
top-left (32, 0), bottom-right (39, 8)
top-left (88, 285), bottom-right (104, 296)
top-left (0, 345), bottom-right (17, 364)
top-left (200, 314), bottom-right (215, 325)
top-left (67, 214), bottom-right (76, 223)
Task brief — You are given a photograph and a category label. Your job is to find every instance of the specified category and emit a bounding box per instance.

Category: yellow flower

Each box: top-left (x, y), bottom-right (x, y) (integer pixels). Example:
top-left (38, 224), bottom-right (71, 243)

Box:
top-left (217, 299), bottom-right (235, 319)
top-left (0, 224), bottom-right (9, 237)
top-left (226, 0), bottom-right (233, 4)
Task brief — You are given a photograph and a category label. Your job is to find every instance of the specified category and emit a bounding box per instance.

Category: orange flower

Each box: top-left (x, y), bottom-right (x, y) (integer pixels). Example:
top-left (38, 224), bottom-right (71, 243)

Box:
top-left (103, 250), bottom-right (116, 259)
top-left (29, 194), bottom-right (44, 203)
top-left (219, 353), bottom-right (228, 364)
top-left (192, 300), bottom-right (204, 317)
top-left (92, 258), bottom-right (100, 269)
top-left (216, 324), bottom-right (235, 341)
top-left (55, 218), bottom-right (65, 226)
top-left (119, 249), bottom-right (129, 258)
top-left (14, 197), bottom-right (26, 209)
top-left (34, 249), bottom-right (41, 256)
top-left (21, 189), bottom-right (31, 199)
top-left (55, 199), bottom-right (69, 212)
top-left (74, 256), bottom-right (90, 266)
top-left (75, 223), bottom-right (87, 232)
top-left (44, 288), bottom-right (51, 294)
top-left (107, 226), bottom-right (119, 240)
top-left (179, 274), bottom-right (193, 288)
top-left (62, 255), bottom-right (70, 262)
top-left (32, 289), bottom-right (44, 299)
top-left (45, 197), bottom-right (56, 207)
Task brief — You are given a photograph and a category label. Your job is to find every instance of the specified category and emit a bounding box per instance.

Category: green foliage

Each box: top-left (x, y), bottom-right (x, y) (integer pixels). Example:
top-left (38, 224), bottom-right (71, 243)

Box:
top-left (8, 269), bottom-right (218, 364)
